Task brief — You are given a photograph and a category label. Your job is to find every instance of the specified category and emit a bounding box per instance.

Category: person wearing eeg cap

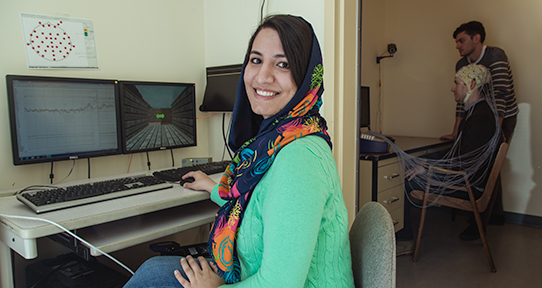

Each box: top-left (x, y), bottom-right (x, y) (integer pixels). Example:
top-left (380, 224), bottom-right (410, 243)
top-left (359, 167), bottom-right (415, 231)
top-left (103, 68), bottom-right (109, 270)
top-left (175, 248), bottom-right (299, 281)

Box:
top-left (123, 14), bottom-right (355, 288)
top-left (442, 21), bottom-right (518, 144)
top-left (442, 21), bottom-right (518, 233)
top-left (454, 63), bottom-right (491, 105)
top-left (396, 63), bottom-right (503, 255)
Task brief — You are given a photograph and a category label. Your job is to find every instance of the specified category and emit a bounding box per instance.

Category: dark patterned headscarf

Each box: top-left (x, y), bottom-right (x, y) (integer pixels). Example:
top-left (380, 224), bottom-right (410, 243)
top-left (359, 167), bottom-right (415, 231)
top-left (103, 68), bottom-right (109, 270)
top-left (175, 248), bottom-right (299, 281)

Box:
top-left (207, 15), bottom-right (331, 283)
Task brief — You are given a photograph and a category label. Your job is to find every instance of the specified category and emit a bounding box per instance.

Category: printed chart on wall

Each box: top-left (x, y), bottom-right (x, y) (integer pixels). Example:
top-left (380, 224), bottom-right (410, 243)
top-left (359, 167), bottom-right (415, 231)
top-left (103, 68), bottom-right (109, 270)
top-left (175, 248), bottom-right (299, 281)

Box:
top-left (20, 13), bottom-right (99, 69)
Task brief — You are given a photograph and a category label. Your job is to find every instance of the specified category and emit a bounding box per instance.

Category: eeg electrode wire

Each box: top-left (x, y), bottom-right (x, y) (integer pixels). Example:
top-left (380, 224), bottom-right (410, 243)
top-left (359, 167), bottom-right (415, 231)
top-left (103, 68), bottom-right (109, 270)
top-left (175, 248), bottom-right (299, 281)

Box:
top-left (0, 213), bottom-right (135, 275)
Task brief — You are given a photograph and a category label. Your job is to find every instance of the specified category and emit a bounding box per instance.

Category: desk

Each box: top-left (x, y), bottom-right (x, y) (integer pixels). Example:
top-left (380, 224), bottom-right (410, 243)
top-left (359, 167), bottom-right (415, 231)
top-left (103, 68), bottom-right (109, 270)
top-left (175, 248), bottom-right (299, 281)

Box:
top-left (358, 136), bottom-right (452, 232)
top-left (0, 171), bottom-right (222, 288)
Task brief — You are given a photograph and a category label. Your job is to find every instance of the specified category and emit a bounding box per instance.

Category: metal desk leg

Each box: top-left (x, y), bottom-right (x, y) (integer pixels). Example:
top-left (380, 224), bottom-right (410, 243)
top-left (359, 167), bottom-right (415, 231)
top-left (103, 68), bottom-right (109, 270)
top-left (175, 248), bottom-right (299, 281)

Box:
top-left (0, 240), bottom-right (15, 288)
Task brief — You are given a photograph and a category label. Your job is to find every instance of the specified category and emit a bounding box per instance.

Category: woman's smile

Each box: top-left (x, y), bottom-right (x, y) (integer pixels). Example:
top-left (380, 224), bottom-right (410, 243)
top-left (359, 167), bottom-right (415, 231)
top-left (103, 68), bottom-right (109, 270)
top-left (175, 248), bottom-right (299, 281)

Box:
top-left (244, 28), bottom-right (297, 119)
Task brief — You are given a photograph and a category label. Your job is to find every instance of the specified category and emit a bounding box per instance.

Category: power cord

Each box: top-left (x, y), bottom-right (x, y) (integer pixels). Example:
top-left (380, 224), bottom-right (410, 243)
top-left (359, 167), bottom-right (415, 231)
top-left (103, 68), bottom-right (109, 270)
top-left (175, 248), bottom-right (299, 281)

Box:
top-left (0, 213), bottom-right (135, 275)
top-left (13, 185), bottom-right (58, 196)
top-left (49, 162), bottom-right (54, 184)
top-left (260, 0), bottom-right (267, 21)
top-left (222, 113), bottom-right (233, 160)
top-left (56, 160), bottom-right (76, 184)
top-left (146, 151), bottom-right (151, 170)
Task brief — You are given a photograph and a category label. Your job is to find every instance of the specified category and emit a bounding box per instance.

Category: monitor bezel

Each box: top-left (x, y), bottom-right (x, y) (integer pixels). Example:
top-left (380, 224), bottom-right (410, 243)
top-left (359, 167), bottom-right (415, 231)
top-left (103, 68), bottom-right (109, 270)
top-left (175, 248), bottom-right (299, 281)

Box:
top-left (118, 80), bottom-right (197, 154)
top-left (360, 86), bottom-right (370, 129)
top-left (199, 64), bottom-right (241, 112)
top-left (6, 74), bottom-right (123, 165)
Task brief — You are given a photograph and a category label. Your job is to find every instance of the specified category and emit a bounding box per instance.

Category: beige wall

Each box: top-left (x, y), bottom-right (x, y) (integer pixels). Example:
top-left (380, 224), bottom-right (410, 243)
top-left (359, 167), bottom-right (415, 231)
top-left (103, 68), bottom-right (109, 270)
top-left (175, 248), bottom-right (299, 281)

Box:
top-left (0, 0), bottom-right (210, 193)
top-left (360, 0), bottom-right (386, 132)
top-left (362, 0), bottom-right (542, 217)
top-left (328, 0), bottom-right (358, 224)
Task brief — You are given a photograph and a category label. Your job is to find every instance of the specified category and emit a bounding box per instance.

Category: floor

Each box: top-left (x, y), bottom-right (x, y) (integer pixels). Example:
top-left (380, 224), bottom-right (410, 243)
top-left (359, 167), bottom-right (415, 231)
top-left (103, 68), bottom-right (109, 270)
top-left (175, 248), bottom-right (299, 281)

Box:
top-left (396, 207), bottom-right (542, 288)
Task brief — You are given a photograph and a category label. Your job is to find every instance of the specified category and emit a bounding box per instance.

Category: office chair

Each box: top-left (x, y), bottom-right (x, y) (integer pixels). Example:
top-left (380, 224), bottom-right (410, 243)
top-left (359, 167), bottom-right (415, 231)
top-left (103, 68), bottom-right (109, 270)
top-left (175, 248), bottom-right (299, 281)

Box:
top-left (350, 202), bottom-right (396, 288)
top-left (410, 142), bottom-right (509, 273)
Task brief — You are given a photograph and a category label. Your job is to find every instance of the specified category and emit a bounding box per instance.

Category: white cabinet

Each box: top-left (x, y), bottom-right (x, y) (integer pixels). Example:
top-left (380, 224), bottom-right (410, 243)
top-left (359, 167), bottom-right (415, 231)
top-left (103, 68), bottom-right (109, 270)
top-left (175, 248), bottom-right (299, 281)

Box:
top-left (358, 136), bottom-right (452, 232)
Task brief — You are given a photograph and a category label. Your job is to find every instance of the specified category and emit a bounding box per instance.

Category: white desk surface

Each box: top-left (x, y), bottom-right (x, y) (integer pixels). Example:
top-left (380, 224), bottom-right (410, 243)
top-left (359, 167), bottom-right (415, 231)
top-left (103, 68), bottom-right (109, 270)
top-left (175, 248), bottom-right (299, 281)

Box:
top-left (360, 135), bottom-right (453, 160)
top-left (0, 171), bottom-right (222, 258)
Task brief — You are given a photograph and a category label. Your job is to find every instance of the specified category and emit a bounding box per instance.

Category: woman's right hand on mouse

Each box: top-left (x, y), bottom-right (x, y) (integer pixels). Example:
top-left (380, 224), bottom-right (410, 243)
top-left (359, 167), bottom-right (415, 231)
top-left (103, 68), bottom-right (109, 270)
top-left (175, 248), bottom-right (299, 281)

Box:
top-left (182, 171), bottom-right (216, 194)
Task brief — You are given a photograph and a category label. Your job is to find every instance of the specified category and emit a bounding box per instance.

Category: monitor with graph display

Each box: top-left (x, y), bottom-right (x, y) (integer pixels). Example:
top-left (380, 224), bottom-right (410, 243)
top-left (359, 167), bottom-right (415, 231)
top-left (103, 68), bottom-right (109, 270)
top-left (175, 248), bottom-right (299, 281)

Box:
top-left (6, 75), bottom-right (122, 165)
top-left (118, 81), bottom-right (197, 154)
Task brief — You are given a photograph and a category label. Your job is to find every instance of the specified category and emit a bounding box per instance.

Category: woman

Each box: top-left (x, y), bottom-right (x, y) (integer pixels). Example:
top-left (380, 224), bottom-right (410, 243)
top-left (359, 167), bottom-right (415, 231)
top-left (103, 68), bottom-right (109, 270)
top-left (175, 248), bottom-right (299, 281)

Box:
top-left (124, 14), bottom-right (354, 288)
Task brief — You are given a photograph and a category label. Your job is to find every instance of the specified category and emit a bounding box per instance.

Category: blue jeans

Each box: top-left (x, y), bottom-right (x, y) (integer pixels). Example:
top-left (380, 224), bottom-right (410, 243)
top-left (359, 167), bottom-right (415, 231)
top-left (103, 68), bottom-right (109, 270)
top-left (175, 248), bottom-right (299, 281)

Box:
top-left (123, 256), bottom-right (194, 288)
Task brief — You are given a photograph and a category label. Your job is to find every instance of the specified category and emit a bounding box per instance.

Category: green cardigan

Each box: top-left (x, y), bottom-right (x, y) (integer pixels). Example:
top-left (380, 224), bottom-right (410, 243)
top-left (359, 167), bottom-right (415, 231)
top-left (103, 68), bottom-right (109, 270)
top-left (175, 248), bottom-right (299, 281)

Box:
top-left (211, 136), bottom-right (355, 288)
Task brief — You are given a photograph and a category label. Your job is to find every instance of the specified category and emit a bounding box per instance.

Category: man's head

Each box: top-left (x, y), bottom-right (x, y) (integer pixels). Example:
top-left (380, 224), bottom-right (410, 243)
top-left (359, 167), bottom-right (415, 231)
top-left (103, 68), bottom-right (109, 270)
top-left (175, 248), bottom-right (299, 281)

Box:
top-left (452, 64), bottom-right (490, 104)
top-left (453, 21), bottom-right (485, 57)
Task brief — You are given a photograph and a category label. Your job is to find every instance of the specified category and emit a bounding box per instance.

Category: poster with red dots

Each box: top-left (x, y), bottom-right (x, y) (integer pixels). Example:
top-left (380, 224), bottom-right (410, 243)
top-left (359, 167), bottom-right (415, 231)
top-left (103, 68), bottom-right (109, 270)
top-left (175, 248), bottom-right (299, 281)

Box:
top-left (20, 13), bottom-right (99, 69)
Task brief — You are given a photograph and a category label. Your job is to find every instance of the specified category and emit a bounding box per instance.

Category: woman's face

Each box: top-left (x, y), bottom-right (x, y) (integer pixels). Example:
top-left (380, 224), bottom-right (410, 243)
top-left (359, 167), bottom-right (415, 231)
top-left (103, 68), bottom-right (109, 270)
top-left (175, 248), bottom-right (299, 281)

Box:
top-left (244, 28), bottom-right (298, 119)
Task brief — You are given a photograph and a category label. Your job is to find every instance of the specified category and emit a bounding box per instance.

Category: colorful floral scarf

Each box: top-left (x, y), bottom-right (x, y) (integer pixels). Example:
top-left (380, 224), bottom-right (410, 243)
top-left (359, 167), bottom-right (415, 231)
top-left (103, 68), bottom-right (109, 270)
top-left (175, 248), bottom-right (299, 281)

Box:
top-left (207, 19), bottom-right (331, 284)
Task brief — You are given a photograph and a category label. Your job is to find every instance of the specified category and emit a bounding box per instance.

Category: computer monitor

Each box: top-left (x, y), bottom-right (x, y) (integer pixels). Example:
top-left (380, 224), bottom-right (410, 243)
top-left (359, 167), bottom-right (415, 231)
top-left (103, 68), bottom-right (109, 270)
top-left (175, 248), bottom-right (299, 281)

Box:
top-left (199, 64), bottom-right (241, 112)
top-left (360, 86), bottom-right (370, 128)
top-left (118, 81), bottom-right (197, 154)
top-left (6, 75), bottom-right (122, 165)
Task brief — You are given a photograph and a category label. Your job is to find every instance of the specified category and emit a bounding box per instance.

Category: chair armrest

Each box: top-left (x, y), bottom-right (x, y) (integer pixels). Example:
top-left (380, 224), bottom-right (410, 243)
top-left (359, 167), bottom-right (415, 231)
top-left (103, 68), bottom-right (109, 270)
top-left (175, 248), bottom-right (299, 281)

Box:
top-left (426, 166), bottom-right (471, 190)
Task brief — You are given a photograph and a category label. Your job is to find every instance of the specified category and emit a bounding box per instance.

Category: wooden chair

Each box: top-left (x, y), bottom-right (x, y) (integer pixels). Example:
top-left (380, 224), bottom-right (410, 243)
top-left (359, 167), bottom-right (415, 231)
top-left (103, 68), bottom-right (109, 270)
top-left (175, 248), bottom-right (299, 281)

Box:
top-left (410, 142), bottom-right (508, 273)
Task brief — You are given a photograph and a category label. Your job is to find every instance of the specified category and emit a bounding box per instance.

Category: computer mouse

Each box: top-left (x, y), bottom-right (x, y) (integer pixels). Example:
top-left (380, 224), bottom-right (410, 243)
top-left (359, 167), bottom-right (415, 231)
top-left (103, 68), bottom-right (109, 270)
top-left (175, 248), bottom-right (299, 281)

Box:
top-left (180, 177), bottom-right (195, 186)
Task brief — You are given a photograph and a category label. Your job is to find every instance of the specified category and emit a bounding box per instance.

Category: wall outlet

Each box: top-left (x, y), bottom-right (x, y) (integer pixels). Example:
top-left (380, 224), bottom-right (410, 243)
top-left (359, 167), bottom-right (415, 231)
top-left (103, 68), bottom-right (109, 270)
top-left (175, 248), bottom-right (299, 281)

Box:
top-left (182, 157), bottom-right (212, 167)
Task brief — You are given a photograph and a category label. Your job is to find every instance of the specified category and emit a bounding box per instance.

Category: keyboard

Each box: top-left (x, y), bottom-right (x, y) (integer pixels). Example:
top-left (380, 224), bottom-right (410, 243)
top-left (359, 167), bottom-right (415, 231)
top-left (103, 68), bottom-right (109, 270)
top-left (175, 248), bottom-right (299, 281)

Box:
top-left (153, 160), bottom-right (231, 183)
top-left (17, 175), bottom-right (173, 214)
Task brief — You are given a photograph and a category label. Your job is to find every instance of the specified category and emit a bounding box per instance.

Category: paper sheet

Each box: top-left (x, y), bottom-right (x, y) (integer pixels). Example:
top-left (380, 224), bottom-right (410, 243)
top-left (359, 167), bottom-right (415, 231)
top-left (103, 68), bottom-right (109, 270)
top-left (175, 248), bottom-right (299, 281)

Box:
top-left (20, 13), bottom-right (99, 69)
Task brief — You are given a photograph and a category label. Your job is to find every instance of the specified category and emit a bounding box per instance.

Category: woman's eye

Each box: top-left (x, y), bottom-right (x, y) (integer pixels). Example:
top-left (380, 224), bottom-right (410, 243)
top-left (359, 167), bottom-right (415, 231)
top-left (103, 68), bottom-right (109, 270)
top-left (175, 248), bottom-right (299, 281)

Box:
top-left (277, 62), bottom-right (289, 69)
top-left (250, 58), bottom-right (261, 64)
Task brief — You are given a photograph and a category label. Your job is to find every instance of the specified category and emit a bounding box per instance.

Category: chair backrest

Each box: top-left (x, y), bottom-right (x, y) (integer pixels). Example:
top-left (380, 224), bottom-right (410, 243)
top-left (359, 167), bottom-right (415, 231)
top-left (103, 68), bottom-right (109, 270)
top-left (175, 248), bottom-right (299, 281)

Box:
top-left (350, 202), bottom-right (396, 288)
top-left (476, 142), bottom-right (509, 212)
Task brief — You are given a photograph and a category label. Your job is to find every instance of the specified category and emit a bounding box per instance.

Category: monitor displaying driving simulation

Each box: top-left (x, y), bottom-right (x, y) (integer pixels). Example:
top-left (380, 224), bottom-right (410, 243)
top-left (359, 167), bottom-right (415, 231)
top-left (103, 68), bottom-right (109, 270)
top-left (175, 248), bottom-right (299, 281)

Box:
top-left (6, 75), bottom-right (122, 165)
top-left (118, 81), bottom-right (197, 154)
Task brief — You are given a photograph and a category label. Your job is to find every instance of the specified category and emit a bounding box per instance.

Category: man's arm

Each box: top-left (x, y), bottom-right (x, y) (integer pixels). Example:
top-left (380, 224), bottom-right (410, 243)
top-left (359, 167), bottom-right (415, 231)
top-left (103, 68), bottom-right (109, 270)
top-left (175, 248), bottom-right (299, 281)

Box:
top-left (440, 116), bottom-right (463, 141)
top-left (488, 48), bottom-right (513, 118)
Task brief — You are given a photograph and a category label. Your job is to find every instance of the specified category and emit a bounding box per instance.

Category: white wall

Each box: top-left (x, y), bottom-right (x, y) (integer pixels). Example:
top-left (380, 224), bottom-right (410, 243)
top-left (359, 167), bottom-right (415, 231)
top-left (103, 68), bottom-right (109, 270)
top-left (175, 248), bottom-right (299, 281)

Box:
top-left (0, 0), bottom-right (209, 192)
top-left (364, 0), bottom-right (542, 217)
top-left (202, 0), bottom-right (326, 161)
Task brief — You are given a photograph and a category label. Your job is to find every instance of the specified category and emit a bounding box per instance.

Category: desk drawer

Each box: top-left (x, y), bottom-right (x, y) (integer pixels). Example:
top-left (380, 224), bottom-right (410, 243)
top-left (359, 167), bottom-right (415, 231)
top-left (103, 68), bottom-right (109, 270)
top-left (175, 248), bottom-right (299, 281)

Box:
top-left (388, 206), bottom-right (404, 233)
top-left (378, 185), bottom-right (404, 212)
top-left (377, 161), bottom-right (402, 191)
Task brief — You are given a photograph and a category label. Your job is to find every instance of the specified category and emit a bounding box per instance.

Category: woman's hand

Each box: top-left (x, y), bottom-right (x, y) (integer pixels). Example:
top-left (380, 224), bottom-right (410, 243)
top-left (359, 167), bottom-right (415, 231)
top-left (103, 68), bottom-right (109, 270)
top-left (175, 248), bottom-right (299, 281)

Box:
top-left (174, 256), bottom-right (225, 288)
top-left (182, 171), bottom-right (217, 194)
top-left (405, 166), bottom-right (426, 181)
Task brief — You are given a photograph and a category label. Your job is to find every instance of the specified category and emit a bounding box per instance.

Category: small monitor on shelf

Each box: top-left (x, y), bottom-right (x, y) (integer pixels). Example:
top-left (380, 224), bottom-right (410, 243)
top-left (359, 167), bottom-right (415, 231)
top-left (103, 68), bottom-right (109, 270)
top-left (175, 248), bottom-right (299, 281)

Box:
top-left (200, 64), bottom-right (242, 112)
top-left (118, 81), bottom-right (197, 154)
top-left (6, 75), bottom-right (122, 165)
